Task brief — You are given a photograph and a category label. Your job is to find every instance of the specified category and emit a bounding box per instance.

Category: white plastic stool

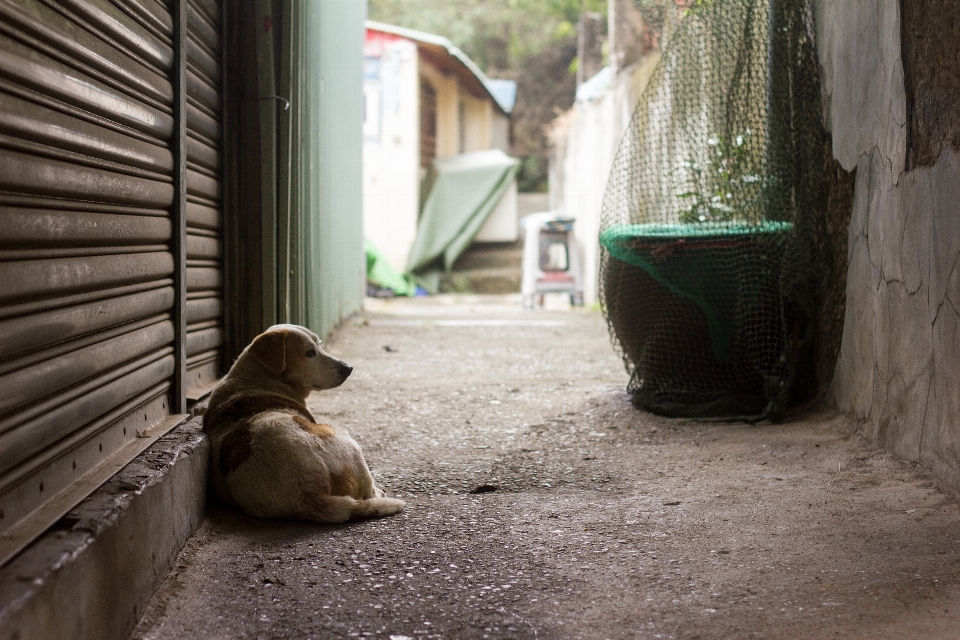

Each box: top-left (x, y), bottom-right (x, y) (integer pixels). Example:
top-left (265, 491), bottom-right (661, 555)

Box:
top-left (520, 212), bottom-right (584, 309)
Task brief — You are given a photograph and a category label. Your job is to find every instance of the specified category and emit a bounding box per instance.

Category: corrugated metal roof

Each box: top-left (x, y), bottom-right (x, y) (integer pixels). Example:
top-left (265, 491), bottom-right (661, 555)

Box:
top-left (365, 20), bottom-right (514, 115)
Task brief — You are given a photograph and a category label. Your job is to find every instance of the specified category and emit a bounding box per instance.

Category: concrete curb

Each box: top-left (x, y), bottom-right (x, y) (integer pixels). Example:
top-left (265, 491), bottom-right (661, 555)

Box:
top-left (0, 417), bottom-right (208, 640)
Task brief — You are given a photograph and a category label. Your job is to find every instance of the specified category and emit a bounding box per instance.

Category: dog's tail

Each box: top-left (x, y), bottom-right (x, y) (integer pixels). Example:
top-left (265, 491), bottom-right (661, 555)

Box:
top-left (305, 495), bottom-right (405, 523)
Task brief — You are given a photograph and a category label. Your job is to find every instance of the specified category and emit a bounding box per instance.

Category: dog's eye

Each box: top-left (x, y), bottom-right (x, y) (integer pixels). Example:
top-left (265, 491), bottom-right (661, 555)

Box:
top-left (305, 349), bottom-right (317, 358)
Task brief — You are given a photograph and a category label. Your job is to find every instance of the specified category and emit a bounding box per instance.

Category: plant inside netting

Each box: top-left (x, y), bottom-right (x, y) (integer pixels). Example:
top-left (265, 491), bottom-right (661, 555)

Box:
top-left (600, 0), bottom-right (830, 420)
top-left (672, 130), bottom-right (763, 224)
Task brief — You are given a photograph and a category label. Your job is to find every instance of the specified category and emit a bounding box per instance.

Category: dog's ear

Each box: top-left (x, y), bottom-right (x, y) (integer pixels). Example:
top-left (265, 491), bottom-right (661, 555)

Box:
top-left (249, 329), bottom-right (288, 374)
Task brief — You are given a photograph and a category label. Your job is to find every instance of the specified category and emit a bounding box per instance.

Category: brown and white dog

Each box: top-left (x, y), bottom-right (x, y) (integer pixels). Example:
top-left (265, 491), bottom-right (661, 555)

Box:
top-left (203, 324), bottom-right (405, 523)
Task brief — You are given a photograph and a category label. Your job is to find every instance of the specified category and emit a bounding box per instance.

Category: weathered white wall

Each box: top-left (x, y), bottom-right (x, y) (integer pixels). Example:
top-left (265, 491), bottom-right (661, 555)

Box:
top-left (491, 112), bottom-right (510, 153)
top-left (474, 180), bottom-right (519, 242)
top-left (821, 0), bottom-right (960, 489)
top-left (420, 63), bottom-right (461, 158)
top-left (549, 55), bottom-right (659, 306)
top-left (363, 38), bottom-right (420, 273)
top-left (815, 0), bottom-right (906, 175)
top-left (461, 94), bottom-right (490, 154)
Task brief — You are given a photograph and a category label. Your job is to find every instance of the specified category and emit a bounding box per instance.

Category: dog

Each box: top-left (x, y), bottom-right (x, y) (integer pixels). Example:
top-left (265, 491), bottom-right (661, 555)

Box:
top-left (202, 324), bottom-right (405, 523)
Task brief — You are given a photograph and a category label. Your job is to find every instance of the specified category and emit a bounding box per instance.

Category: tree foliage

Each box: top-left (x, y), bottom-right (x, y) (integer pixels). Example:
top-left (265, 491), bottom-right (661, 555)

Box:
top-left (369, 0), bottom-right (607, 192)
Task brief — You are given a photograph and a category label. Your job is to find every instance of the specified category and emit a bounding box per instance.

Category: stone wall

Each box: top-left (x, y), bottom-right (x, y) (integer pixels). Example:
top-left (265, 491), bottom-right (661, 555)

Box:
top-left (820, 0), bottom-right (960, 490)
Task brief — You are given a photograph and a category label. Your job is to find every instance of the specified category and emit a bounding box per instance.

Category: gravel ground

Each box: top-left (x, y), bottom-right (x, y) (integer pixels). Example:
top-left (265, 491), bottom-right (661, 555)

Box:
top-left (131, 295), bottom-right (960, 640)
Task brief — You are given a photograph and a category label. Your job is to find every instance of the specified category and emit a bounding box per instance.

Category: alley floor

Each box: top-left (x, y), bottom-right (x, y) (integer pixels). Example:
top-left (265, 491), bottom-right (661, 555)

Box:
top-left (130, 296), bottom-right (960, 640)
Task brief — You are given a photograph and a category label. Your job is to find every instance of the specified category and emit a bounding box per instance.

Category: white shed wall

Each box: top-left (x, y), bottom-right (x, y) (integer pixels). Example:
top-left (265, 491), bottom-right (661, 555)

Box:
top-left (363, 38), bottom-right (420, 274)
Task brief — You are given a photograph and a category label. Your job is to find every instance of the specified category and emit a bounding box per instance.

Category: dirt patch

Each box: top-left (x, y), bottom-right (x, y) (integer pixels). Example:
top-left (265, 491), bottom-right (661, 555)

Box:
top-left (131, 296), bottom-right (960, 640)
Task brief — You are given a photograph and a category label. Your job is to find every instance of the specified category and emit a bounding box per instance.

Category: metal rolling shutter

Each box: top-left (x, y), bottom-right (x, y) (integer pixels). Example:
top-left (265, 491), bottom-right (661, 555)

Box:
top-left (184, 0), bottom-right (222, 399)
top-left (0, 0), bottom-right (223, 565)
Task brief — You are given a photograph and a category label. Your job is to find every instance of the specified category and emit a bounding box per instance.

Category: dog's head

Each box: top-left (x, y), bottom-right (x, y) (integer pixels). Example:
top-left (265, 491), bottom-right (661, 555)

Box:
top-left (246, 324), bottom-right (352, 395)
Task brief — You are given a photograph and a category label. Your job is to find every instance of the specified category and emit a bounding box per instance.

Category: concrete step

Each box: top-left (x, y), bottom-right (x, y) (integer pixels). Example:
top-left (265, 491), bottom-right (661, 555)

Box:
top-left (441, 238), bottom-right (524, 294)
top-left (451, 239), bottom-right (524, 272)
top-left (440, 266), bottom-right (521, 294)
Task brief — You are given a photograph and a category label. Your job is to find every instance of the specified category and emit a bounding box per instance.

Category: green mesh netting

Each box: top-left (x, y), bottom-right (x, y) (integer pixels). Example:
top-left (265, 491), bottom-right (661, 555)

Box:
top-left (601, 0), bottom-right (828, 419)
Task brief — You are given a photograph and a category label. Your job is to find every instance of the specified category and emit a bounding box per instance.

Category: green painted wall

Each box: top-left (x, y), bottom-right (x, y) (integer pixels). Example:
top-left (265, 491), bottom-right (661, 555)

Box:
top-left (270, 0), bottom-right (365, 339)
top-left (304, 0), bottom-right (366, 338)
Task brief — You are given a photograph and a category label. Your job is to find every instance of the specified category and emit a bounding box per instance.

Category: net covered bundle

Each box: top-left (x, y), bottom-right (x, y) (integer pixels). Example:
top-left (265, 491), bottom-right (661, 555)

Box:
top-left (601, 0), bottom-right (828, 419)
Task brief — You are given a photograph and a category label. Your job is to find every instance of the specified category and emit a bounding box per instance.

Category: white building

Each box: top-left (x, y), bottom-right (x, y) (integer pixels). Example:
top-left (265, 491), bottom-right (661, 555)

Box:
top-left (363, 21), bottom-right (517, 275)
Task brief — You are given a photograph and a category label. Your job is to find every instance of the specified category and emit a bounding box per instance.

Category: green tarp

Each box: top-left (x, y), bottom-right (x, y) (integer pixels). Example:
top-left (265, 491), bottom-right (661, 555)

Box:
top-left (407, 149), bottom-right (519, 292)
top-left (365, 239), bottom-right (418, 296)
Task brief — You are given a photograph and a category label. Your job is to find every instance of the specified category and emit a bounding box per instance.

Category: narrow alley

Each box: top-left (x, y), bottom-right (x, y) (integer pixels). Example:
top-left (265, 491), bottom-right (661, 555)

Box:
top-left (131, 297), bottom-right (960, 640)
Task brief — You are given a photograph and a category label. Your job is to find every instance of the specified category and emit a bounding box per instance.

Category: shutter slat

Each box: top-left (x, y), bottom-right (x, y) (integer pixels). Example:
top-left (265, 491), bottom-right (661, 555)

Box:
top-left (0, 35), bottom-right (174, 139)
top-left (53, 0), bottom-right (174, 72)
top-left (185, 296), bottom-right (221, 323)
top-left (0, 148), bottom-right (174, 207)
top-left (0, 252), bottom-right (175, 304)
top-left (0, 353), bottom-right (175, 472)
top-left (0, 0), bottom-right (173, 107)
top-left (0, 321), bottom-right (175, 416)
top-left (0, 93), bottom-right (173, 174)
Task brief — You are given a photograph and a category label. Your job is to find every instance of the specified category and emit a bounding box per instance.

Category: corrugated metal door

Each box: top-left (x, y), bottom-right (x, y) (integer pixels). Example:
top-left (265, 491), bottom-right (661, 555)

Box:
top-left (0, 0), bottom-right (223, 565)
top-left (184, 0), bottom-right (223, 399)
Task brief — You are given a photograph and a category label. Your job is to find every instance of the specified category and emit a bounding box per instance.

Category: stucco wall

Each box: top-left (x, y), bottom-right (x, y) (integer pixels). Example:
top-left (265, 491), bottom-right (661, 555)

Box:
top-left (549, 55), bottom-right (660, 307)
top-left (460, 95), bottom-right (490, 154)
top-left (821, 0), bottom-right (960, 489)
top-left (550, 72), bottom-right (631, 307)
top-left (419, 64), bottom-right (461, 158)
top-left (491, 112), bottom-right (510, 153)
